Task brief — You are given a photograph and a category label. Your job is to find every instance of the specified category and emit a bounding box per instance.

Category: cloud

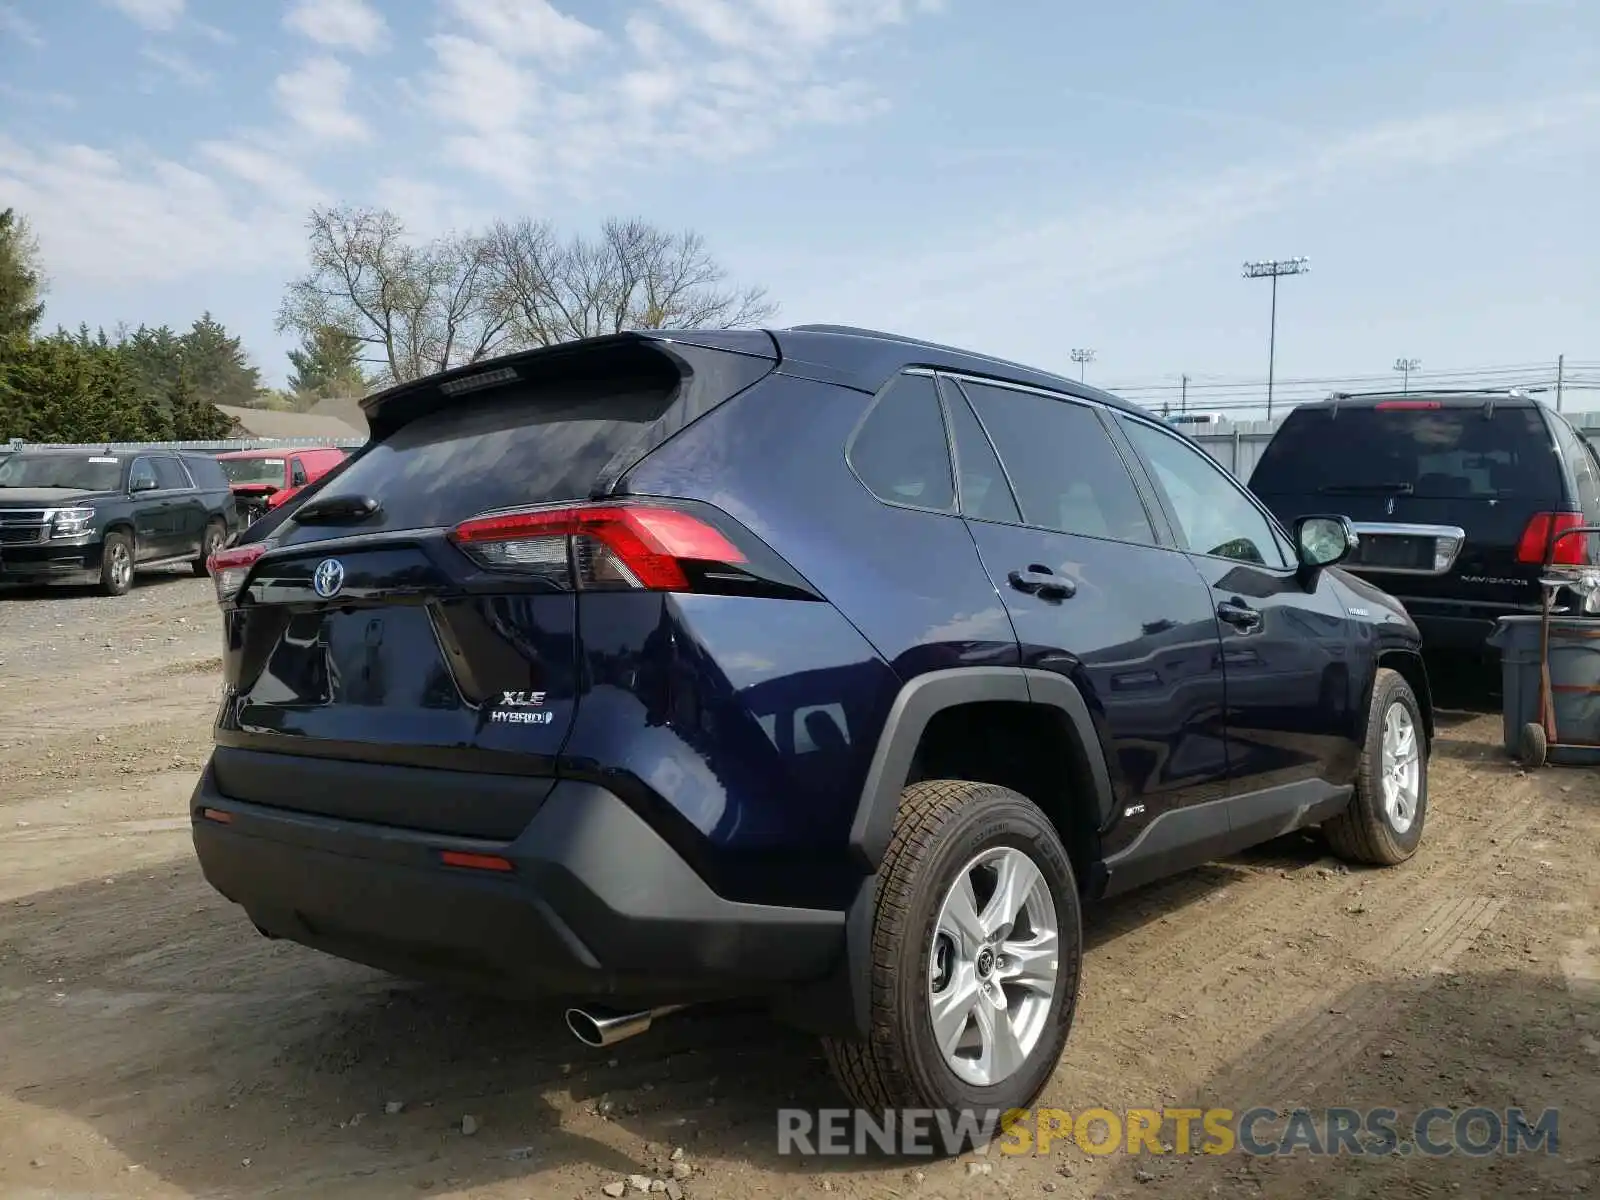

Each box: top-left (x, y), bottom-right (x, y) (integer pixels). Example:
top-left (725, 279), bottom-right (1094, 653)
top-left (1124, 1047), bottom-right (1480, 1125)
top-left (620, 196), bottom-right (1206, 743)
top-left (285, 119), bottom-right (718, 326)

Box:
top-left (0, 82), bottom-right (75, 109)
top-left (139, 44), bottom-right (213, 89)
top-left (0, 137), bottom-right (304, 286)
top-left (422, 0), bottom-right (945, 196)
top-left (817, 91), bottom-right (1600, 332)
top-left (0, 3), bottom-right (43, 46)
top-left (103, 0), bottom-right (185, 30)
top-left (198, 138), bottom-right (327, 210)
top-left (441, 0), bottom-right (603, 61)
top-left (284, 0), bottom-right (387, 54)
top-left (273, 57), bottom-right (370, 144)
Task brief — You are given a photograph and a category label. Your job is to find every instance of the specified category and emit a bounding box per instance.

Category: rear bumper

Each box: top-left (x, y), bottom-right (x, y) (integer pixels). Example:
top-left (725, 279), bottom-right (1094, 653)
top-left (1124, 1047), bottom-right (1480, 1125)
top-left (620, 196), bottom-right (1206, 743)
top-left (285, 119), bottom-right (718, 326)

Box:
top-left (1399, 597), bottom-right (1542, 653)
top-left (189, 759), bottom-right (846, 1003)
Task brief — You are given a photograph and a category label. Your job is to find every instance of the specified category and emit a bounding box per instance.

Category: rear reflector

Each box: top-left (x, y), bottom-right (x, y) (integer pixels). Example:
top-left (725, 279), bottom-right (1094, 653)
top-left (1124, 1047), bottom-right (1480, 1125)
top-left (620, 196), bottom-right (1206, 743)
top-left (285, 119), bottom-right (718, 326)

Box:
top-left (199, 807), bottom-right (233, 824)
top-left (439, 850), bottom-right (515, 872)
top-left (449, 501), bottom-right (746, 592)
top-left (1374, 400), bottom-right (1442, 410)
top-left (1516, 511), bottom-right (1588, 566)
top-left (208, 542), bottom-right (267, 603)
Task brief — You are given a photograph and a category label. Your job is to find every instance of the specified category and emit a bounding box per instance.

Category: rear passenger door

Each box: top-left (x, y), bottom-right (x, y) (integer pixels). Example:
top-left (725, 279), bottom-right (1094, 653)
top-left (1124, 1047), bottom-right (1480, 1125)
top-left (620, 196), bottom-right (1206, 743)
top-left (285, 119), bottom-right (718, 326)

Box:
top-left (941, 374), bottom-right (1231, 860)
top-left (126, 456), bottom-right (169, 560)
top-left (152, 456), bottom-right (205, 557)
top-left (1114, 415), bottom-right (1364, 799)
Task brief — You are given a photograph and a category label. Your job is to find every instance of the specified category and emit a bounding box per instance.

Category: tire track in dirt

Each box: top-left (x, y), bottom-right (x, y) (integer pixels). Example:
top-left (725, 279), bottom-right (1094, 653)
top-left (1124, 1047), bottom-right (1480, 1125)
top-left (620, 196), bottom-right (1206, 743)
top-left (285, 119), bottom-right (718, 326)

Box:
top-left (1074, 748), bottom-right (1546, 1098)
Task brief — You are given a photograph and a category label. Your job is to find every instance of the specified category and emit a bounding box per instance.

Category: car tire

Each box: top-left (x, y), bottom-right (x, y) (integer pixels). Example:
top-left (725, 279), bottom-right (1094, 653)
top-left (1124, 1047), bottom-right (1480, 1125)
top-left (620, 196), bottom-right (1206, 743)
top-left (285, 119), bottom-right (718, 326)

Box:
top-left (99, 532), bottom-right (134, 597)
top-left (194, 520), bottom-right (226, 577)
top-left (1323, 668), bottom-right (1428, 866)
top-left (821, 780), bottom-right (1081, 1147)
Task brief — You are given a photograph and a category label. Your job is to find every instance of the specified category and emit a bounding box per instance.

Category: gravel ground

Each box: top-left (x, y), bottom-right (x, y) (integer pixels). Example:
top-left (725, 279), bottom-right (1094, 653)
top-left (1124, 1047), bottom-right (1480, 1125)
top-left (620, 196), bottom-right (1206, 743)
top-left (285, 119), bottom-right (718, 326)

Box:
top-left (0, 579), bottom-right (1596, 1199)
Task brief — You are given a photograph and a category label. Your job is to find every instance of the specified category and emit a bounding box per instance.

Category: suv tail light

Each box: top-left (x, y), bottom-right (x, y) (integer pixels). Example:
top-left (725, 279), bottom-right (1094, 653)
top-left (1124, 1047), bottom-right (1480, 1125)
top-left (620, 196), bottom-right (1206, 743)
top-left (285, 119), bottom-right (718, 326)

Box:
top-left (1516, 512), bottom-right (1588, 566)
top-left (209, 543), bottom-right (266, 603)
top-left (450, 501), bottom-right (746, 592)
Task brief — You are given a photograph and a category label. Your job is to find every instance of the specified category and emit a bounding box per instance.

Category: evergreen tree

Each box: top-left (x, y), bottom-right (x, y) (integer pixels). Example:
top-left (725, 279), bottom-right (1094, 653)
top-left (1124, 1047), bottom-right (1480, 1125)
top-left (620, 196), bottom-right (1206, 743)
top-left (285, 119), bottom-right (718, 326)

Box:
top-left (0, 208), bottom-right (45, 344)
top-left (181, 312), bottom-right (264, 408)
top-left (286, 323), bottom-right (367, 400)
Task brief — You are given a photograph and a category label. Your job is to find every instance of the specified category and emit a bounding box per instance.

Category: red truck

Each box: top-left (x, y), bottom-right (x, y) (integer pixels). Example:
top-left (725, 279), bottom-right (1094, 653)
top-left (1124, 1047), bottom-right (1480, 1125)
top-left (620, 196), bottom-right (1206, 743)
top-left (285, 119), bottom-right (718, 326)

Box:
top-left (216, 446), bottom-right (348, 527)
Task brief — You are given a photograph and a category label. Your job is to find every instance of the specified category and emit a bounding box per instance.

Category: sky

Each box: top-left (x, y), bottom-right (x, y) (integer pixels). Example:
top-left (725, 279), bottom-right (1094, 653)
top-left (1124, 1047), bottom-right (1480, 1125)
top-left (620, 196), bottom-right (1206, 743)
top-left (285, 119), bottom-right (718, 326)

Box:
top-left (1, 0), bottom-right (1597, 412)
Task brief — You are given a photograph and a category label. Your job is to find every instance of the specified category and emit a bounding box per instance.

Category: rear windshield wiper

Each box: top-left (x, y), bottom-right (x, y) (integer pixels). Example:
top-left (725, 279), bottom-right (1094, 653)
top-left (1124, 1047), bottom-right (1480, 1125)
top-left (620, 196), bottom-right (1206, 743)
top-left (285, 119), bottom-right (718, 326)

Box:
top-left (292, 494), bottom-right (383, 525)
top-left (1318, 482), bottom-right (1415, 495)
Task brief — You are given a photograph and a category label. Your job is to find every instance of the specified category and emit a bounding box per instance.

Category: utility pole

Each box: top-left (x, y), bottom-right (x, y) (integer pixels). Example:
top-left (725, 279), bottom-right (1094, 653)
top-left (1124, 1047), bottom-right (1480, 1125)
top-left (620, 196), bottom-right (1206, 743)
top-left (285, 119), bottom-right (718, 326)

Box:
top-left (1557, 354), bottom-right (1565, 412)
top-left (1394, 357), bottom-right (1420, 395)
top-left (1070, 348), bottom-right (1096, 381)
top-left (1243, 257), bottom-right (1309, 421)
top-left (1180, 373), bottom-right (1188, 414)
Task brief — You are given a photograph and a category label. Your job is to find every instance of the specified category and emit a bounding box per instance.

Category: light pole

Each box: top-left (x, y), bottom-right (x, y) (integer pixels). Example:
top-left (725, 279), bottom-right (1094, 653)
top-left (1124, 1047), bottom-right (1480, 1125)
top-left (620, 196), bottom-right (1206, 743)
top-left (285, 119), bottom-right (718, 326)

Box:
top-left (1070, 348), bottom-right (1096, 381)
top-left (1393, 357), bottom-right (1420, 395)
top-left (1242, 257), bottom-right (1309, 420)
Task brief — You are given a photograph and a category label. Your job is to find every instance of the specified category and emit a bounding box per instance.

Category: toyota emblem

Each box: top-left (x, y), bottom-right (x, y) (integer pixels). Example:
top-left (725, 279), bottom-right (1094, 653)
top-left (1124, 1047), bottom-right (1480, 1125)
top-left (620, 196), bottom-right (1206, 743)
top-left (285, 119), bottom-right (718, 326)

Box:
top-left (312, 558), bottom-right (345, 599)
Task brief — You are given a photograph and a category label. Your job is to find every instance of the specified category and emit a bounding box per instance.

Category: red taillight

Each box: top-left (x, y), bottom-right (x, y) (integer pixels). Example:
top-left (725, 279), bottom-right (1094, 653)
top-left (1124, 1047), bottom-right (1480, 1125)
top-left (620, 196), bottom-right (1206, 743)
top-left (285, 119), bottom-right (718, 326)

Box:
top-left (209, 542), bottom-right (266, 603)
top-left (1374, 400), bottom-right (1442, 410)
top-left (449, 502), bottom-right (746, 592)
top-left (1516, 512), bottom-right (1587, 566)
top-left (439, 850), bottom-right (514, 872)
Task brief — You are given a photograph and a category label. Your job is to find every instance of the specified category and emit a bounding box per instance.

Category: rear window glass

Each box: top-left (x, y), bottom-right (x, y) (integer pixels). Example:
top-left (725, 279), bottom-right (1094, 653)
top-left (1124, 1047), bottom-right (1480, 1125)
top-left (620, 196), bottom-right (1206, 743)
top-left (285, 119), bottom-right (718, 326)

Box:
top-left (1250, 406), bottom-right (1559, 501)
top-left (289, 381), bottom-right (674, 533)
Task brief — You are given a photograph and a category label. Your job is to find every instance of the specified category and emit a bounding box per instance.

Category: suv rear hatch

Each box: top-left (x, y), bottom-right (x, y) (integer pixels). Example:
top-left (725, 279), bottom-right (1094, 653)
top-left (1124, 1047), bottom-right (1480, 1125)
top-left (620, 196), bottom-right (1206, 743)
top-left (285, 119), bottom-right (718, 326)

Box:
top-left (206, 332), bottom-right (780, 838)
top-left (1249, 398), bottom-right (1579, 608)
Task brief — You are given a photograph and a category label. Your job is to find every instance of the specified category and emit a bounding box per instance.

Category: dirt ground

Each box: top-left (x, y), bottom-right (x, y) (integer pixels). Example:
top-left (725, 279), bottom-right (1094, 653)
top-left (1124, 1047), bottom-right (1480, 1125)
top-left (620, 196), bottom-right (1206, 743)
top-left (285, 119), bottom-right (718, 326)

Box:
top-left (1, 573), bottom-right (1596, 1200)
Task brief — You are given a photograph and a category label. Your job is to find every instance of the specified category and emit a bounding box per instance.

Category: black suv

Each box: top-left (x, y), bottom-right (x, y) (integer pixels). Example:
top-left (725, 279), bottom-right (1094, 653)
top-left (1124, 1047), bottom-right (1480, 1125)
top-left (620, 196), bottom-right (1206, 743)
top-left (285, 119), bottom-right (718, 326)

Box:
top-left (1249, 391), bottom-right (1600, 655)
top-left (191, 326), bottom-right (1432, 1123)
top-left (0, 448), bottom-right (238, 595)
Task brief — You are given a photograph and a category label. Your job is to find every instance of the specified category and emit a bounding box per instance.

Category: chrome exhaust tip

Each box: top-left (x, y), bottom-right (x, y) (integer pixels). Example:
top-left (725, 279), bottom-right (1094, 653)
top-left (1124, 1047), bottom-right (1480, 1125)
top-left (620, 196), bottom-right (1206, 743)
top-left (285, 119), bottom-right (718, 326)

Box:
top-left (563, 1004), bottom-right (686, 1048)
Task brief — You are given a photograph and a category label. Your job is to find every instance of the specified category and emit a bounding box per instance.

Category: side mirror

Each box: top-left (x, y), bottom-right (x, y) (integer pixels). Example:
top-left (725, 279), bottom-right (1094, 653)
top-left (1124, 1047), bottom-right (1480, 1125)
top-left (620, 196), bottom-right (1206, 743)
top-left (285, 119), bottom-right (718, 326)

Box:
top-left (1295, 514), bottom-right (1358, 569)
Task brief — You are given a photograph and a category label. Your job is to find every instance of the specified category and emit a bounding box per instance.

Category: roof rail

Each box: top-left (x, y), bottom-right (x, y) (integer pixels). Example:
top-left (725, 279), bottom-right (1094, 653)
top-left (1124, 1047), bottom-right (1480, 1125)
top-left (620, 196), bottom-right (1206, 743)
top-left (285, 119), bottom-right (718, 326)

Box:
top-left (1324, 386), bottom-right (1534, 401)
top-left (781, 324), bottom-right (1088, 389)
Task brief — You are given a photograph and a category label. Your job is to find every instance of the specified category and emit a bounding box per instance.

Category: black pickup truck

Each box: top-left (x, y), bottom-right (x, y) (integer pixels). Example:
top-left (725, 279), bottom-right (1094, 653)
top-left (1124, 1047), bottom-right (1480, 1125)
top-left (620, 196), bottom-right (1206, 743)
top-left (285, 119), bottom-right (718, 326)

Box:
top-left (0, 448), bottom-right (240, 596)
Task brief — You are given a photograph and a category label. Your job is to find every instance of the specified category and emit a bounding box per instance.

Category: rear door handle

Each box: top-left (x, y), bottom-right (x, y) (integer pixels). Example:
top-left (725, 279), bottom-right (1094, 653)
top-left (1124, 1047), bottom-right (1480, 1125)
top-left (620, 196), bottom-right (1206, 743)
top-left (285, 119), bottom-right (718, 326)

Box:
top-left (1217, 599), bottom-right (1262, 631)
top-left (1008, 565), bottom-right (1076, 602)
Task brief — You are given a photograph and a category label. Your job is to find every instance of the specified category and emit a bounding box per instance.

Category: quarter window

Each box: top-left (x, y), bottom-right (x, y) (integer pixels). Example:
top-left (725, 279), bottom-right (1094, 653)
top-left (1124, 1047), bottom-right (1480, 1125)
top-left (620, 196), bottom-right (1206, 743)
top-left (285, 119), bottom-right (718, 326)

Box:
top-left (960, 381), bottom-right (1154, 544)
top-left (848, 374), bottom-right (956, 512)
top-left (1120, 417), bottom-right (1288, 568)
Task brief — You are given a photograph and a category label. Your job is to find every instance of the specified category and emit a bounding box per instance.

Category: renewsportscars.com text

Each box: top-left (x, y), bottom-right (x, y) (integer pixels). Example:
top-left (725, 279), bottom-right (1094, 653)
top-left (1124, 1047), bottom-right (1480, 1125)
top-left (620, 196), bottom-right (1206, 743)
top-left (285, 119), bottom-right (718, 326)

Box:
top-left (776, 1106), bottom-right (1560, 1158)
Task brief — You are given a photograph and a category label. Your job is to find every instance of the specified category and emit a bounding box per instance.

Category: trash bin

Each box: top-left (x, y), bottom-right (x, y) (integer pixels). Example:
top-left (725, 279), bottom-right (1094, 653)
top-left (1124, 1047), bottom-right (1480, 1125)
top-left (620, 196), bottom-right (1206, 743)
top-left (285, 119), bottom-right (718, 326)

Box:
top-left (1486, 614), bottom-right (1600, 765)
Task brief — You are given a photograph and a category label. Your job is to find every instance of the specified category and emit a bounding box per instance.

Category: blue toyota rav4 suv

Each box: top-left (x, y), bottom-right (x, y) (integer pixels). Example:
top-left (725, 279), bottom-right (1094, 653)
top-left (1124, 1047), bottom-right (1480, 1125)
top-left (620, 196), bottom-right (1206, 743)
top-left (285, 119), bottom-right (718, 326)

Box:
top-left (193, 325), bottom-right (1432, 1123)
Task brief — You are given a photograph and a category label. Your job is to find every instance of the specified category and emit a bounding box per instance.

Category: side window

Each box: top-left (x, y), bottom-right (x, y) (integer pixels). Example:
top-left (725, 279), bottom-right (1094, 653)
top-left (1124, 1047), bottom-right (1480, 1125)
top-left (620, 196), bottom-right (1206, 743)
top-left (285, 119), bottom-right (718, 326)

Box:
top-left (128, 458), bottom-right (158, 491)
top-left (938, 376), bottom-right (1021, 524)
top-left (151, 457), bottom-right (190, 490)
top-left (290, 458), bottom-right (309, 487)
top-left (847, 374), bottom-right (956, 512)
top-left (1550, 417), bottom-right (1600, 519)
top-left (1119, 417), bottom-right (1289, 568)
top-left (961, 381), bottom-right (1154, 543)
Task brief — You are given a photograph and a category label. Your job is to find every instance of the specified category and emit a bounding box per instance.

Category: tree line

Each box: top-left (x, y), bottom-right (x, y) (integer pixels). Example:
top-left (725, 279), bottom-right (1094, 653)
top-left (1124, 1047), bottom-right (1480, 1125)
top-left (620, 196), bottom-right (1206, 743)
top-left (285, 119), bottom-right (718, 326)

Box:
top-left (275, 206), bottom-right (776, 386)
top-left (0, 201), bottom-right (773, 444)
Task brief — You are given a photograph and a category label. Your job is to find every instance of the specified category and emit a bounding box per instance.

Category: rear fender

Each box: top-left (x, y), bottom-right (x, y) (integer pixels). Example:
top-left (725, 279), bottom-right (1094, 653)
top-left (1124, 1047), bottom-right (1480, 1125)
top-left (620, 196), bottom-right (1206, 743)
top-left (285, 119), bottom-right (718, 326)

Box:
top-left (777, 666), bottom-right (1116, 1040)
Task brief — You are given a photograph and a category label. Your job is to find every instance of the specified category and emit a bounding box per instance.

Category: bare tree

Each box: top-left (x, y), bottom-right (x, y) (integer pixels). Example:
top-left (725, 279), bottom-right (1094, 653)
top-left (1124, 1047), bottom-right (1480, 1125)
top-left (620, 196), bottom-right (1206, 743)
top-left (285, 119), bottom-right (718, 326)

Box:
top-left (486, 216), bottom-right (776, 346)
top-left (276, 206), bottom-right (513, 385)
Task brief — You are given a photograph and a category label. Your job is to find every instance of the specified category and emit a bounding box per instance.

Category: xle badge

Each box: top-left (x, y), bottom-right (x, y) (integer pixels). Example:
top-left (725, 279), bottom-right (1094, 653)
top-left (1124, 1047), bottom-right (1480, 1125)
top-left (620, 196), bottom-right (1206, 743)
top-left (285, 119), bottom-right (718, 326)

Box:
top-left (490, 690), bottom-right (554, 725)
